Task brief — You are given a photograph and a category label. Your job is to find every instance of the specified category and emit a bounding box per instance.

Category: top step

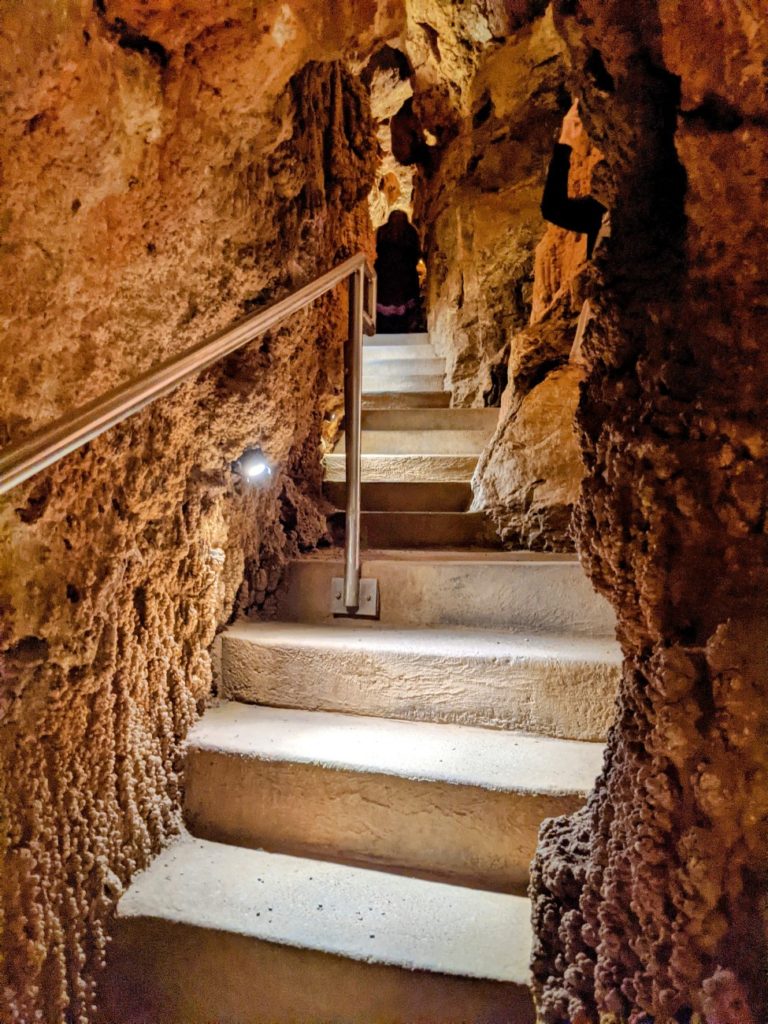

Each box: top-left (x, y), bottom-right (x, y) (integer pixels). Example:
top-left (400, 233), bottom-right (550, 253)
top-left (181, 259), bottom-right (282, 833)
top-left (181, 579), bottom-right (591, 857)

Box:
top-left (365, 332), bottom-right (430, 346)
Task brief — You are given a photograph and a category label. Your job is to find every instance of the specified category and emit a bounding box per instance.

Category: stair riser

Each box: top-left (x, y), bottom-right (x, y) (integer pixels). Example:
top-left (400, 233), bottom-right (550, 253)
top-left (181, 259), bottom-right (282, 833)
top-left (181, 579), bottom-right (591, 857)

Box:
top-left (362, 392), bottom-right (450, 409)
top-left (276, 559), bottom-right (617, 635)
top-left (363, 346), bottom-right (435, 361)
top-left (221, 636), bottom-right (618, 741)
top-left (101, 920), bottom-right (533, 1024)
top-left (335, 430), bottom-right (489, 455)
top-left (365, 357), bottom-right (444, 375)
top-left (328, 512), bottom-right (498, 549)
top-left (185, 751), bottom-right (585, 893)
top-left (364, 375), bottom-right (445, 394)
top-left (324, 453), bottom-right (478, 482)
top-left (361, 409), bottom-right (498, 431)
top-left (323, 481), bottom-right (472, 512)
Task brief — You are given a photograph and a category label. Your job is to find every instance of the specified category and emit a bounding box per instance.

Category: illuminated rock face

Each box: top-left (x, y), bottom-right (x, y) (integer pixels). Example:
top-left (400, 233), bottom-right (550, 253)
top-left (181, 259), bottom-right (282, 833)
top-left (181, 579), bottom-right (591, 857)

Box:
top-left (0, 5), bottom-right (381, 1021)
top-left (2, 1), bottom-right (767, 1022)
top-left (530, 1), bottom-right (768, 1020)
top-left (419, 9), bottom-right (566, 408)
top-left (470, 125), bottom-right (603, 550)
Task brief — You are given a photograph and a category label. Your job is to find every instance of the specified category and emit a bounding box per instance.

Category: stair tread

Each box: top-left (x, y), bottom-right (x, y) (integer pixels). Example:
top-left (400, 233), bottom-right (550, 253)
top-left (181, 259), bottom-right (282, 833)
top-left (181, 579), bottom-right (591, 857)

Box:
top-left (189, 703), bottom-right (603, 796)
top-left (118, 833), bottom-right (531, 984)
top-left (226, 621), bottom-right (622, 664)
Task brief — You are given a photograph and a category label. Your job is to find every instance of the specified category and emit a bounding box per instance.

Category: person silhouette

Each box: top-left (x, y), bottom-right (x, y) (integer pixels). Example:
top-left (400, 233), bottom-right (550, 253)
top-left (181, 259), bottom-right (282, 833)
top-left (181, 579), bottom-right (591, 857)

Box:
top-left (374, 211), bottom-right (425, 333)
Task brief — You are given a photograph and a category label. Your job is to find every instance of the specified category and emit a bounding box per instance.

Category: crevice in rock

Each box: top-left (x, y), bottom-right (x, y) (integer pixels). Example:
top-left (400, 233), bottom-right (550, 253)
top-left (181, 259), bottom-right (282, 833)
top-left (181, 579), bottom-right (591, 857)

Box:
top-left (92, 2), bottom-right (170, 69)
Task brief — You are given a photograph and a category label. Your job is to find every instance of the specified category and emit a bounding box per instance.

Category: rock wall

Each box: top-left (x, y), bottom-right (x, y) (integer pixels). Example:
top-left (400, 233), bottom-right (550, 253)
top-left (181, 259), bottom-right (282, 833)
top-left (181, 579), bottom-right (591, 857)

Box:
top-left (0, 3), bottom-right (385, 1020)
top-left (419, 8), bottom-right (566, 406)
top-left (472, 125), bottom-right (603, 549)
top-left (530, 1), bottom-right (768, 1020)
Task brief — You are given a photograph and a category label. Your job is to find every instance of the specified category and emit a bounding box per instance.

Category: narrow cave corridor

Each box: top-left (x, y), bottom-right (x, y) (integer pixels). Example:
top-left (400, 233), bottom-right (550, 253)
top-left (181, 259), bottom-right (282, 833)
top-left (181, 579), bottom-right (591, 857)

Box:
top-left (1, 3), bottom-right (766, 1024)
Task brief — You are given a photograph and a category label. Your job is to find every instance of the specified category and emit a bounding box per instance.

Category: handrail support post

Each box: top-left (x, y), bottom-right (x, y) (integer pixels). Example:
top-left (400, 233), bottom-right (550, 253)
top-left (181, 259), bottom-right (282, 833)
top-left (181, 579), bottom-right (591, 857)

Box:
top-left (343, 268), bottom-right (364, 610)
top-left (330, 265), bottom-right (379, 619)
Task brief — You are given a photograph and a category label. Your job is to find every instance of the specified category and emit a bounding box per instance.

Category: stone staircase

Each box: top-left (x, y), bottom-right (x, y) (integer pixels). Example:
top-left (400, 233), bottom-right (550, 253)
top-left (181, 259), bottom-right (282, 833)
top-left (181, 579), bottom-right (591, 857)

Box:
top-left (99, 332), bottom-right (621, 1024)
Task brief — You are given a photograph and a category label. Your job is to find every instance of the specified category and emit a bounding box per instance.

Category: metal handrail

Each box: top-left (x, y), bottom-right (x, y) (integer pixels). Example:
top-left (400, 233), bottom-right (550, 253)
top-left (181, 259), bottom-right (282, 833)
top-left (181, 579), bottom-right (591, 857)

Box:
top-left (0, 252), bottom-right (377, 610)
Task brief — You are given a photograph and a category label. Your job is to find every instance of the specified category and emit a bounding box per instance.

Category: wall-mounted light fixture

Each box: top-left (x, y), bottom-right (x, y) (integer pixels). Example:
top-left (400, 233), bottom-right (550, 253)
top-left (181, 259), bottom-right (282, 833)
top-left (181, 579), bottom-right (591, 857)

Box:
top-left (232, 446), bottom-right (272, 484)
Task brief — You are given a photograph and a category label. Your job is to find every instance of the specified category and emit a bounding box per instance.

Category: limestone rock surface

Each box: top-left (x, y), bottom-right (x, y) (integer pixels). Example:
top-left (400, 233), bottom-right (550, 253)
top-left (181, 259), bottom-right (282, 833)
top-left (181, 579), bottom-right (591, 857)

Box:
top-left (472, 365), bottom-right (583, 549)
top-left (420, 9), bottom-right (566, 406)
top-left (0, 4), bottom-right (386, 1021)
top-left (472, 112), bottom-right (602, 549)
top-left (529, 1), bottom-right (768, 1021)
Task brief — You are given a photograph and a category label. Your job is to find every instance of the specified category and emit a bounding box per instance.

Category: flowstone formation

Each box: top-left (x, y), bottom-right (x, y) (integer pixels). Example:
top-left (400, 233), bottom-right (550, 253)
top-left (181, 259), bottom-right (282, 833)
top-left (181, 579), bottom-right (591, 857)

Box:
top-left (530, 1), bottom-right (768, 1021)
top-left (0, 3), bottom-right (382, 1020)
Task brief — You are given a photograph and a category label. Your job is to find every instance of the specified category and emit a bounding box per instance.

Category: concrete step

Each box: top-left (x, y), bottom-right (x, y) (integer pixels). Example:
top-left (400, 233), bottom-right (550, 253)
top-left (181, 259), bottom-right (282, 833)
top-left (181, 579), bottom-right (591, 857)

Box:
top-left (365, 332), bottom-right (430, 346)
top-left (364, 375), bottom-right (445, 394)
top-left (334, 429), bottom-right (489, 455)
top-left (361, 408), bottom-right (498, 431)
top-left (365, 358), bottom-right (444, 380)
top-left (275, 552), bottom-right (617, 636)
top-left (220, 622), bottom-right (621, 741)
top-left (100, 835), bottom-right (534, 1024)
top-left (329, 511), bottom-right (499, 549)
top-left (324, 481), bottom-right (473, 512)
top-left (324, 453), bottom-right (478, 482)
top-left (184, 704), bottom-right (602, 893)
top-left (362, 390), bottom-right (450, 409)
top-left (363, 345), bottom-right (435, 362)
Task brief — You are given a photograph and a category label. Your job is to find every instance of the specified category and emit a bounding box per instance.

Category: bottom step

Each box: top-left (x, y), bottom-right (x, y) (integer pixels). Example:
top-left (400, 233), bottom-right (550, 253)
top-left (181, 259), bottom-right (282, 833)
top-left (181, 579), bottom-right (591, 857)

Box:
top-left (100, 836), bottom-right (534, 1024)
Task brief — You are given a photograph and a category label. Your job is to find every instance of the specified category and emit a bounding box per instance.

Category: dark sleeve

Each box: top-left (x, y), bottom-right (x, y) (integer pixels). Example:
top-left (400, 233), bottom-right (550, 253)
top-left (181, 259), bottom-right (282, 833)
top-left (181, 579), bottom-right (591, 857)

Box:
top-left (541, 143), bottom-right (606, 243)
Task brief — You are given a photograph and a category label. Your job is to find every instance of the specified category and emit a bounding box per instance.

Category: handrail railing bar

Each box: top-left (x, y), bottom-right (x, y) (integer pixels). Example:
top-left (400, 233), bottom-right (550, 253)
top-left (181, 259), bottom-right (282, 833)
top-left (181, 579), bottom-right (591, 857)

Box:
top-left (0, 252), bottom-right (370, 496)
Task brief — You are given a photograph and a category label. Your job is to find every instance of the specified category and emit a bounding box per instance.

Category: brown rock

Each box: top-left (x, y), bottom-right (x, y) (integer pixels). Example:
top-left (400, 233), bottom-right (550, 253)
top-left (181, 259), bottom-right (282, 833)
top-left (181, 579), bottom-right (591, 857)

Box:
top-left (420, 9), bottom-right (567, 406)
top-left (0, 5), bottom-right (384, 1020)
top-left (471, 365), bottom-right (583, 549)
top-left (530, 0), bottom-right (768, 1020)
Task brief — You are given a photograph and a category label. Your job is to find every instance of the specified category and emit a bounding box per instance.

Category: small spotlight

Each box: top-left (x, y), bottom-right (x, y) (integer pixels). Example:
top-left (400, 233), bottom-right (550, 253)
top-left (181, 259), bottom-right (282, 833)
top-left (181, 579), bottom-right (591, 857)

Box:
top-left (233, 447), bottom-right (272, 483)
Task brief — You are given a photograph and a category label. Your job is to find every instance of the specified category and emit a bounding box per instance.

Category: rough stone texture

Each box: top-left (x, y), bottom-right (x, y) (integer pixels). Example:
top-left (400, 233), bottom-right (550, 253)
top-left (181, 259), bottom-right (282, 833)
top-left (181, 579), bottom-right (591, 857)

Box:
top-left (530, 2), bottom-right (768, 1021)
top-left (472, 365), bottom-right (585, 549)
top-left (419, 9), bottom-right (566, 406)
top-left (184, 702), bottom-right (600, 893)
top-left (221, 621), bottom-right (620, 742)
top-left (472, 126), bottom-right (603, 550)
top-left (274, 552), bottom-right (618, 636)
top-left (99, 836), bottom-right (536, 1024)
top-left (0, 3), bottom-right (386, 1020)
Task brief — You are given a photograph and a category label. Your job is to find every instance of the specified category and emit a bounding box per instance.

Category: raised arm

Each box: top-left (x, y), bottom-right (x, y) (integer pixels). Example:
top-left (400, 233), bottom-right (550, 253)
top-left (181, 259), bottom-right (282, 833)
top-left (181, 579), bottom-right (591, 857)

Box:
top-left (541, 101), bottom-right (607, 257)
top-left (540, 143), bottom-right (606, 238)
